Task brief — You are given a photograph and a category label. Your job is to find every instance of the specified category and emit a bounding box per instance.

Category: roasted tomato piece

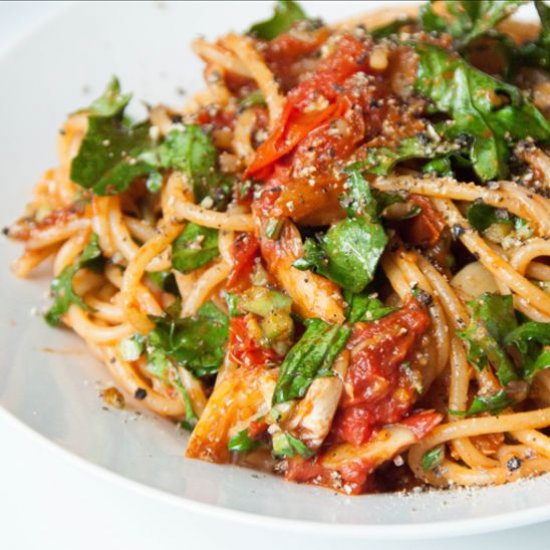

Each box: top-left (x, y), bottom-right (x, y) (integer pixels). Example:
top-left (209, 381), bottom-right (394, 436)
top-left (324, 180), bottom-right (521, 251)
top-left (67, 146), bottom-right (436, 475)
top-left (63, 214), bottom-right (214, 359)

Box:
top-left (331, 300), bottom-right (431, 446)
top-left (228, 316), bottom-right (279, 369)
top-left (226, 232), bottom-right (261, 292)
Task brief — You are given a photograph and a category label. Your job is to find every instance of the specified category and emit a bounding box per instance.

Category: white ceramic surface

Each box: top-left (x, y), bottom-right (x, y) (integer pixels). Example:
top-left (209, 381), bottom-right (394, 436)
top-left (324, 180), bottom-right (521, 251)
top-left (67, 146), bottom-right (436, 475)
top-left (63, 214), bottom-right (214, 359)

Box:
top-left (2, 0), bottom-right (550, 541)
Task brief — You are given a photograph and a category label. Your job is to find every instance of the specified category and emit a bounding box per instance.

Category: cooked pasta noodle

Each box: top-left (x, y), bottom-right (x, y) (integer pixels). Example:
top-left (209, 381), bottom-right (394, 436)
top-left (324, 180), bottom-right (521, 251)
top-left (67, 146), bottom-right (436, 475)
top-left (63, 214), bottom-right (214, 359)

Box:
top-left (7, 1), bottom-right (550, 496)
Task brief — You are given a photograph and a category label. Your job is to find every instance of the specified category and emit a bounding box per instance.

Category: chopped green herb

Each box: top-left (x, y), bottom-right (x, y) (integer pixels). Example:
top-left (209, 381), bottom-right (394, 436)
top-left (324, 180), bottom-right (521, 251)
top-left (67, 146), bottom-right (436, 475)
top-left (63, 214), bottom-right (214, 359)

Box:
top-left (450, 390), bottom-right (514, 417)
top-left (272, 318), bottom-right (351, 405)
top-left (45, 234), bottom-right (103, 326)
top-left (421, 446), bottom-right (444, 471)
top-left (272, 431), bottom-right (313, 458)
top-left (344, 290), bottom-right (397, 323)
top-left (239, 90), bottom-right (266, 110)
top-left (228, 429), bottom-right (260, 453)
top-left (172, 223), bottom-right (219, 273)
top-left (413, 42), bottom-right (550, 181)
top-left (420, 1), bottom-right (525, 49)
top-left (119, 334), bottom-right (146, 362)
top-left (249, 0), bottom-right (309, 40)
top-left (147, 302), bottom-right (229, 378)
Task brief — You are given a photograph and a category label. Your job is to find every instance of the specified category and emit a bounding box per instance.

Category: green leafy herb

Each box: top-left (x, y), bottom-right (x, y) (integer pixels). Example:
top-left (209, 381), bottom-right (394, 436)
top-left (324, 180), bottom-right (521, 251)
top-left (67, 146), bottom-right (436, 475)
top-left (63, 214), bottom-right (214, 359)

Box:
top-left (146, 346), bottom-right (198, 428)
top-left (421, 446), bottom-right (444, 471)
top-left (249, 0), bottom-right (309, 40)
top-left (147, 270), bottom-right (177, 293)
top-left (147, 302), bottom-right (229, 378)
top-left (413, 42), bottom-right (550, 181)
top-left (518, 1), bottom-right (550, 69)
top-left (86, 76), bottom-right (132, 117)
top-left (172, 223), bottom-right (219, 273)
top-left (344, 290), bottom-right (397, 323)
top-left (71, 78), bottom-right (232, 201)
top-left (450, 390), bottom-right (513, 417)
top-left (272, 431), bottom-right (313, 458)
top-left (350, 133), bottom-right (458, 177)
top-left (152, 126), bottom-right (233, 204)
top-left (370, 17), bottom-right (415, 39)
top-left (467, 202), bottom-right (515, 231)
top-left (272, 319), bottom-right (351, 405)
top-left (505, 321), bottom-right (550, 381)
top-left (420, 1), bottom-right (524, 48)
top-left (45, 234), bottom-right (102, 326)
top-left (294, 169), bottom-right (388, 294)
top-left (294, 217), bottom-right (387, 294)
top-left (458, 293), bottom-right (519, 385)
top-left (228, 428), bottom-right (260, 453)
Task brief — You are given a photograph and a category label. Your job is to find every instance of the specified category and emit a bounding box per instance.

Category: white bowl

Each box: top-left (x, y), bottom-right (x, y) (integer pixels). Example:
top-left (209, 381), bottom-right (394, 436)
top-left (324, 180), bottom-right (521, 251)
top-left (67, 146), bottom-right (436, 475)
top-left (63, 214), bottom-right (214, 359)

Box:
top-left (1, 0), bottom-right (550, 541)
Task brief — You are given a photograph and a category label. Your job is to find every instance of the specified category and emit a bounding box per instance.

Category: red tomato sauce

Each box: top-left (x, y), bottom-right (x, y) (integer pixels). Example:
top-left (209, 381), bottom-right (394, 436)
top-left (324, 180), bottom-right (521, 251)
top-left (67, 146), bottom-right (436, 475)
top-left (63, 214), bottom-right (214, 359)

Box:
top-left (331, 300), bottom-right (431, 446)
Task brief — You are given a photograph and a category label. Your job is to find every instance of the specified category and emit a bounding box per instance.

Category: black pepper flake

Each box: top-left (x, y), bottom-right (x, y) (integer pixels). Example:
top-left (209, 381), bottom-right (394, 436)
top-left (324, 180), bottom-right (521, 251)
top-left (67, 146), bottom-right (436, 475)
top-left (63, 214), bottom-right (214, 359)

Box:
top-left (110, 357), bottom-right (116, 364)
top-left (451, 224), bottom-right (465, 240)
top-left (134, 388), bottom-right (147, 401)
top-left (507, 456), bottom-right (522, 472)
top-left (170, 114), bottom-right (183, 123)
top-left (2, 226), bottom-right (9, 236)
top-left (416, 288), bottom-right (433, 306)
top-left (389, 241), bottom-right (400, 252)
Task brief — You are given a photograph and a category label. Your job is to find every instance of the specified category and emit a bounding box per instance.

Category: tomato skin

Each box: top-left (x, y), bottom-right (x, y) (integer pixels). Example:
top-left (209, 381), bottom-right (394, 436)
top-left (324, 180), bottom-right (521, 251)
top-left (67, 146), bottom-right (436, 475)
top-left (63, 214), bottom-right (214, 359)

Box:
top-left (246, 35), bottom-right (374, 178)
top-left (398, 195), bottom-right (446, 249)
top-left (398, 409), bottom-right (442, 440)
top-left (226, 232), bottom-right (261, 292)
top-left (228, 316), bottom-right (279, 369)
top-left (331, 300), bottom-right (431, 447)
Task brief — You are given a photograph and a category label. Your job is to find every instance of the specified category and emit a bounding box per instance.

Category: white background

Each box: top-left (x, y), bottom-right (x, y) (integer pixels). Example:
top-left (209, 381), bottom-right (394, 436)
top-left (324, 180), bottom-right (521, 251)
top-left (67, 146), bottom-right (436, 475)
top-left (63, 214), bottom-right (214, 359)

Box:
top-left (2, 2), bottom-right (550, 549)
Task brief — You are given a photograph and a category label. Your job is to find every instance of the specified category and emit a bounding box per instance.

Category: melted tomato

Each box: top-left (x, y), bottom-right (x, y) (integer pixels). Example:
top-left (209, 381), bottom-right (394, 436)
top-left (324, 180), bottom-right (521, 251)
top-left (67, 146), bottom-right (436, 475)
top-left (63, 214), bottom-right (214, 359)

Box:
top-left (397, 195), bottom-right (446, 249)
top-left (331, 300), bottom-right (431, 446)
top-left (226, 232), bottom-right (260, 292)
top-left (228, 316), bottom-right (279, 369)
top-left (246, 35), bottom-right (376, 178)
top-left (265, 27), bottom-right (331, 91)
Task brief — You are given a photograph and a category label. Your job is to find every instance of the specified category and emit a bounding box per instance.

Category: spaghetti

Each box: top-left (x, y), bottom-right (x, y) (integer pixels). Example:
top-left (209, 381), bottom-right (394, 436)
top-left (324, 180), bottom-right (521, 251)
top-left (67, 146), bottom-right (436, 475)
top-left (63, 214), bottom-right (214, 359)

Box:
top-left (6, 0), bottom-right (550, 495)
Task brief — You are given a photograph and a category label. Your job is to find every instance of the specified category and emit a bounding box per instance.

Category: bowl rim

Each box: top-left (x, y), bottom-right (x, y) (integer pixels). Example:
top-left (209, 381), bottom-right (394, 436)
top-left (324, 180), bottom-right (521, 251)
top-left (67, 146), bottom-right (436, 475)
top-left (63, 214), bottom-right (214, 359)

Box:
top-left (2, 404), bottom-right (550, 540)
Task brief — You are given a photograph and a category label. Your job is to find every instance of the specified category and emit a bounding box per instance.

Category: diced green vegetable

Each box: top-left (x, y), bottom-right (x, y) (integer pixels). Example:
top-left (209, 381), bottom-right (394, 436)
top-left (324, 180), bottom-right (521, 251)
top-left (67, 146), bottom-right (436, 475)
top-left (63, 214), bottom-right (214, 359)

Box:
top-left (119, 334), bottom-right (146, 361)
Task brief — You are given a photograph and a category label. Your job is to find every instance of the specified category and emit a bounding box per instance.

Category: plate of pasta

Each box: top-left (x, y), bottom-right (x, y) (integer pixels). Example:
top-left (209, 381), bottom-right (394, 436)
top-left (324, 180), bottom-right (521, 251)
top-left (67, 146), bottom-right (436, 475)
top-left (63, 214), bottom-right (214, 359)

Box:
top-left (3, 0), bottom-right (550, 538)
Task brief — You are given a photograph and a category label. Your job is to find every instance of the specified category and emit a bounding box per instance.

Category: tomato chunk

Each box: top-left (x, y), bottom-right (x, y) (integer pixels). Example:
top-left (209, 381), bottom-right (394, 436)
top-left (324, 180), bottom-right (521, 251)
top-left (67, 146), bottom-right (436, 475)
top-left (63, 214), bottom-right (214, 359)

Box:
top-left (331, 300), bottom-right (431, 446)
top-left (228, 316), bottom-right (279, 369)
top-left (226, 232), bottom-right (260, 292)
top-left (246, 35), bottom-right (375, 178)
